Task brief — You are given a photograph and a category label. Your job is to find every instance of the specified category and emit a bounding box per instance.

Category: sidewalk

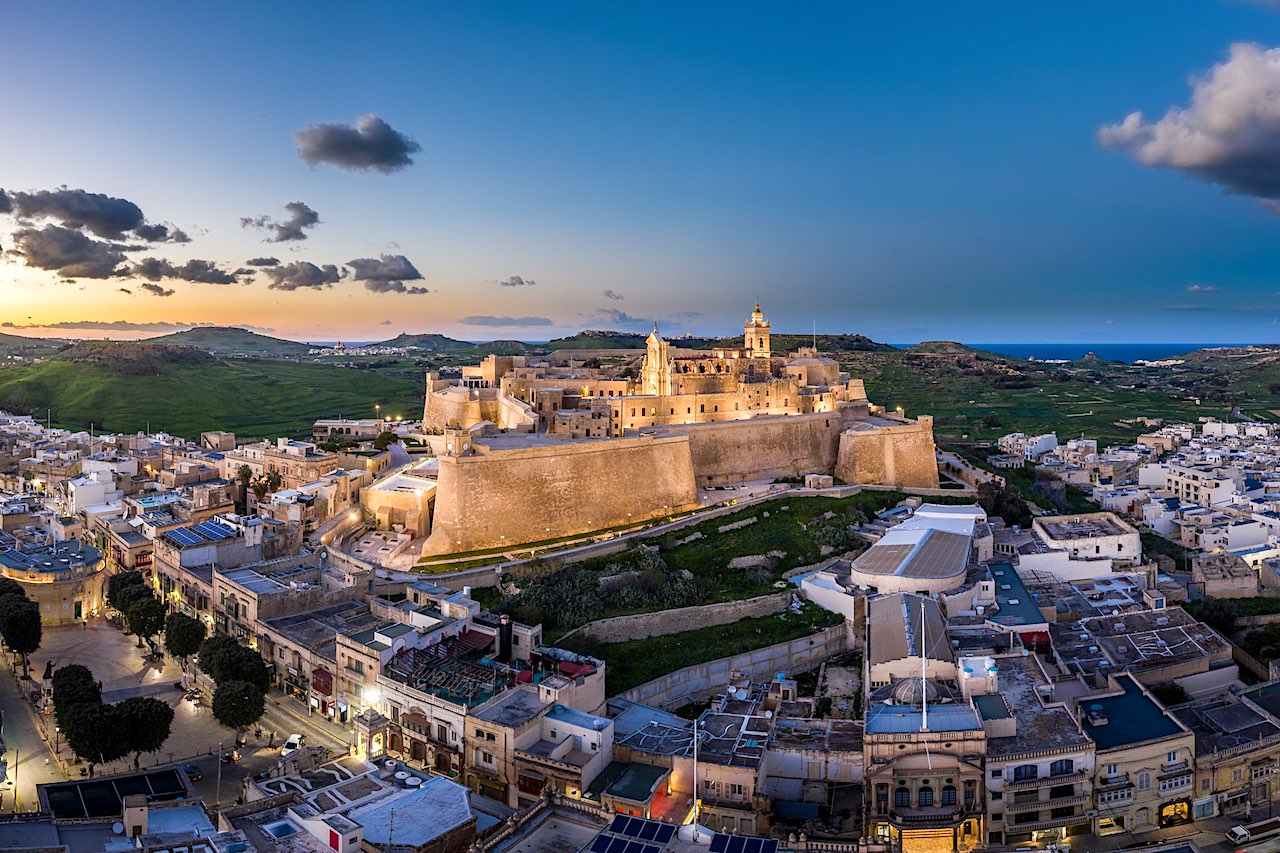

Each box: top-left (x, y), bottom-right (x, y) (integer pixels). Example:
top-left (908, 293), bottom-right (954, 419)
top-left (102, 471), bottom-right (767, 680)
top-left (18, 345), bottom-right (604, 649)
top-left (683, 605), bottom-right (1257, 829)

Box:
top-left (260, 691), bottom-right (354, 754)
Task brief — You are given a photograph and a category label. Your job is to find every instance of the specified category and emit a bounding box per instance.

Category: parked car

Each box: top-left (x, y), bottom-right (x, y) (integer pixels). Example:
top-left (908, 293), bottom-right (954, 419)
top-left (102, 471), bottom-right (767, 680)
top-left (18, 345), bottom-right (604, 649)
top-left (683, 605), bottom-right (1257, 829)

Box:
top-left (180, 763), bottom-right (203, 782)
top-left (281, 733), bottom-right (304, 758)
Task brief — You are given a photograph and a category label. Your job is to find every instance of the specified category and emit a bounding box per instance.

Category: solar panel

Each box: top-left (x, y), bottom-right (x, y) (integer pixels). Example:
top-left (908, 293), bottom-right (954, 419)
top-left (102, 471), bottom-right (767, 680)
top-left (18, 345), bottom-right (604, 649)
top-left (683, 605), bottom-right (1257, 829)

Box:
top-left (607, 837), bottom-right (629, 853)
top-left (164, 527), bottom-right (203, 547)
top-left (590, 836), bottom-right (612, 853)
top-left (193, 521), bottom-right (234, 541)
top-left (653, 825), bottom-right (675, 844)
top-left (609, 816), bottom-right (631, 835)
top-left (745, 840), bottom-right (763, 853)
top-left (637, 821), bottom-right (659, 841)
top-left (761, 841), bottom-right (778, 853)
top-left (709, 836), bottom-right (729, 853)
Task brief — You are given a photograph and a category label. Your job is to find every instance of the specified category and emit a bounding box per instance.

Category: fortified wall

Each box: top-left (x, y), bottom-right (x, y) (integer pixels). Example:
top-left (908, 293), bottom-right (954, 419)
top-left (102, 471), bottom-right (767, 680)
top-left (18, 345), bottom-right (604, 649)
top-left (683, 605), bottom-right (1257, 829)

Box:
top-left (423, 434), bottom-right (699, 555)
top-left (673, 410), bottom-right (851, 486)
top-left (835, 416), bottom-right (940, 489)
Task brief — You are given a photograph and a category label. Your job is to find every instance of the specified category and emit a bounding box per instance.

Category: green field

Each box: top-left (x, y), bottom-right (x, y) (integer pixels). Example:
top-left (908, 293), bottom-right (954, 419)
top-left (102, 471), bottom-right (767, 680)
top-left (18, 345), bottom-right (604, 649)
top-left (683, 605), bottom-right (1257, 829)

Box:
top-left (0, 357), bottom-right (421, 438)
top-left (559, 602), bottom-right (844, 695)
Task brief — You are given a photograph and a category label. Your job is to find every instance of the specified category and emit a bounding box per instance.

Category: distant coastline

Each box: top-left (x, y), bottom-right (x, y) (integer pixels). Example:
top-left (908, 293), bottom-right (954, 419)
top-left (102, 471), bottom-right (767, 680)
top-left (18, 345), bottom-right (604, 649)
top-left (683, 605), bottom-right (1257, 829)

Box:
top-left (893, 343), bottom-right (1256, 364)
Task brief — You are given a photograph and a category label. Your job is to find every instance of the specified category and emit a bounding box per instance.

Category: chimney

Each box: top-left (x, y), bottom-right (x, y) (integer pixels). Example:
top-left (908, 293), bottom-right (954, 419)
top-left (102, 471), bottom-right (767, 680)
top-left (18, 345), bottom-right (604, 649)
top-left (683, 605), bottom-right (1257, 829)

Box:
top-left (498, 614), bottom-right (513, 663)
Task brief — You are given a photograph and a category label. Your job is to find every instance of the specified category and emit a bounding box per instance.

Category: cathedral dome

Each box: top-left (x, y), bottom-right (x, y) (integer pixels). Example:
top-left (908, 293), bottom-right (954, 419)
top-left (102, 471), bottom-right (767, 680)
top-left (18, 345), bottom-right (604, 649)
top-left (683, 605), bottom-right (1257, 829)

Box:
top-left (892, 678), bottom-right (940, 705)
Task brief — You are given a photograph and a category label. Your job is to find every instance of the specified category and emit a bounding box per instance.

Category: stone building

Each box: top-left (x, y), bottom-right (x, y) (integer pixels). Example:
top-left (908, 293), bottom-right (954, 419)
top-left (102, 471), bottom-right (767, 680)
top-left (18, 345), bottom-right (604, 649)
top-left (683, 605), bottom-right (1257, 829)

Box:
top-left (0, 533), bottom-right (106, 625)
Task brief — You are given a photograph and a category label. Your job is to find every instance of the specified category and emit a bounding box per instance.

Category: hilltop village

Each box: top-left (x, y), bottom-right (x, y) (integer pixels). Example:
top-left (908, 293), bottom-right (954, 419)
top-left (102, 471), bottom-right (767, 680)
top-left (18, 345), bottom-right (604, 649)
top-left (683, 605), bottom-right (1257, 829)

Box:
top-left (0, 312), bottom-right (1275, 853)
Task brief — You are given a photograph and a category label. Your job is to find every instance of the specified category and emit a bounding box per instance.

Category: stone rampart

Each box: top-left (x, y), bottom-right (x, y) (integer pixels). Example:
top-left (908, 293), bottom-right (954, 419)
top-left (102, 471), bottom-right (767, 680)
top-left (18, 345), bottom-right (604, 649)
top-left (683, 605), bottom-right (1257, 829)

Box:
top-left (835, 417), bottom-right (940, 489)
top-left (677, 411), bottom-right (848, 486)
top-left (557, 592), bottom-right (791, 645)
top-left (617, 622), bottom-right (852, 707)
top-left (423, 434), bottom-right (699, 555)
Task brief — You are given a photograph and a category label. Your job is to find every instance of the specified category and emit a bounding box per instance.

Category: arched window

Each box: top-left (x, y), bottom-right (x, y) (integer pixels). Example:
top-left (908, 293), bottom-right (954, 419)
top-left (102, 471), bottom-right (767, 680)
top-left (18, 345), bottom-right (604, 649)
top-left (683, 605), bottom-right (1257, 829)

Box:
top-left (1013, 764), bottom-right (1038, 781)
top-left (941, 785), bottom-right (957, 805)
top-left (918, 786), bottom-right (934, 807)
top-left (894, 787), bottom-right (910, 807)
top-left (1050, 758), bottom-right (1074, 777)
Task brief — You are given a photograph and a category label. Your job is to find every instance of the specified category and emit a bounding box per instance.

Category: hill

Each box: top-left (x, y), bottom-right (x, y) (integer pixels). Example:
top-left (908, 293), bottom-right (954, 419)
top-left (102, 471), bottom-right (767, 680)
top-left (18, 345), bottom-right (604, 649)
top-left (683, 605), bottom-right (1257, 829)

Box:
top-left (0, 353), bottom-right (420, 438)
top-left (374, 332), bottom-right (477, 352)
top-left (0, 331), bottom-right (62, 357)
top-left (545, 330), bottom-right (650, 350)
top-left (137, 326), bottom-right (312, 357)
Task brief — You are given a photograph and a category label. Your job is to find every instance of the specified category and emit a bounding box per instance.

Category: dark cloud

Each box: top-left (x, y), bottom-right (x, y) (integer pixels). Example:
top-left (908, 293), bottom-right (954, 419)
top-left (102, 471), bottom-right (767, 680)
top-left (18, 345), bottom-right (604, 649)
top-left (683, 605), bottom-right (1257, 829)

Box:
top-left (124, 257), bottom-right (238, 285)
top-left (294, 115), bottom-right (420, 173)
top-left (5, 188), bottom-right (143, 239)
top-left (380, 320), bottom-right (393, 325)
top-left (132, 223), bottom-right (191, 243)
top-left (118, 287), bottom-right (132, 294)
top-left (233, 267), bottom-right (255, 277)
top-left (459, 315), bottom-right (554, 327)
top-left (9, 224), bottom-right (128, 278)
top-left (1100, 44), bottom-right (1280, 211)
top-left (246, 257), bottom-right (280, 267)
top-left (495, 275), bottom-right (535, 287)
top-left (264, 261), bottom-right (343, 291)
top-left (590, 308), bottom-right (647, 326)
top-left (346, 254), bottom-right (426, 294)
top-left (139, 282), bottom-right (175, 297)
top-left (241, 201), bottom-right (320, 242)
top-left (602, 289), bottom-right (624, 301)
top-left (0, 189), bottom-right (10, 214)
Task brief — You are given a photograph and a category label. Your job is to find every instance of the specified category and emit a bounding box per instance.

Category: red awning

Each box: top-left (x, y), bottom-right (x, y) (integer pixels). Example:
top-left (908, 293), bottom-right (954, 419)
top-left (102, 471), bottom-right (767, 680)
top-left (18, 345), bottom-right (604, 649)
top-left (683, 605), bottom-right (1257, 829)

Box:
top-left (516, 670), bottom-right (533, 683)
top-left (557, 661), bottom-right (595, 678)
top-left (1020, 631), bottom-right (1051, 644)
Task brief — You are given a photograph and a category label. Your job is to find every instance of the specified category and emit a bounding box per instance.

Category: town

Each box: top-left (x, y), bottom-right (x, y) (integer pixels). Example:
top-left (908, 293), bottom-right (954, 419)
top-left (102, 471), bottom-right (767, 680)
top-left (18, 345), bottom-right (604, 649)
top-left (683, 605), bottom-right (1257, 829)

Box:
top-left (0, 315), bottom-right (1276, 853)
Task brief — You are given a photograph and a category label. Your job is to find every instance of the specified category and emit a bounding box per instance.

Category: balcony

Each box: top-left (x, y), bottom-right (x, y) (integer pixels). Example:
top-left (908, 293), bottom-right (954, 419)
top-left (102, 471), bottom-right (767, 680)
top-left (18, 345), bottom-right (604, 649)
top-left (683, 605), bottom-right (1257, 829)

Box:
top-left (1160, 761), bottom-right (1190, 777)
top-left (1005, 793), bottom-right (1091, 814)
top-left (887, 807), bottom-right (968, 829)
top-left (1096, 774), bottom-right (1132, 790)
top-left (1005, 770), bottom-right (1089, 792)
top-left (1003, 813), bottom-right (1093, 833)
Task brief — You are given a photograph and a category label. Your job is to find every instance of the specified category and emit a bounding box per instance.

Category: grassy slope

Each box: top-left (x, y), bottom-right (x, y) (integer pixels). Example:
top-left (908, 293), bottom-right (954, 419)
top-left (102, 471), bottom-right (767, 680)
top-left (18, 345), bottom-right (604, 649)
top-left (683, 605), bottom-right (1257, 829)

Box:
top-left (560, 602), bottom-right (844, 695)
top-left (137, 327), bottom-right (312, 356)
top-left (0, 358), bottom-right (420, 438)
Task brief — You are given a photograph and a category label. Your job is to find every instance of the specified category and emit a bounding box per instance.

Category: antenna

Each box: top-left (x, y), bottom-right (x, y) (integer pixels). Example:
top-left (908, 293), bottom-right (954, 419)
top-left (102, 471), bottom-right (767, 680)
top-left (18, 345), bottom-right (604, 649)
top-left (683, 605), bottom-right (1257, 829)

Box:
top-left (813, 319), bottom-right (817, 350)
top-left (920, 596), bottom-right (929, 733)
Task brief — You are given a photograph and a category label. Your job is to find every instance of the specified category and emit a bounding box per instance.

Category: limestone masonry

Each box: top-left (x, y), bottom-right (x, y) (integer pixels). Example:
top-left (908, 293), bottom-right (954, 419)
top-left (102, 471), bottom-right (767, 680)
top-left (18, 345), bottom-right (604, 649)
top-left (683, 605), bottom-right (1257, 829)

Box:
top-left (421, 304), bottom-right (940, 554)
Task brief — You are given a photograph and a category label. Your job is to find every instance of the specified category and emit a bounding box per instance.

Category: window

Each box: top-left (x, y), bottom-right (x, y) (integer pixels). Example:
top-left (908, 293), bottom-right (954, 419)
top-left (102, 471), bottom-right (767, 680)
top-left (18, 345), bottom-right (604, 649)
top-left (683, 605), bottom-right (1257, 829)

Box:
top-left (1233, 768), bottom-right (1244, 782)
top-left (1138, 772), bottom-right (1150, 791)
top-left (1167, 750), bottom-right (1178, 764)
top-left (1050, 758), bottom-right (1074, 777)
top-left (942, 786), bottom-right (957, 805)
top-left (486, 732), bottom-right (496, 742)
top-left (894, 787), bottom-right (910, 807)
top-left (1106, 764), bottom-right (1118, 776)
top-left (729, 783), bottom-right (746, 798)
top-left (475, 728), bottom-right (483, 738)
top-left (918, 787), bottom-right (934, 807)
top-left (1013, 765), bottom-right (1038, 782)
top-left (990, 769), bottom-right (1001, 779)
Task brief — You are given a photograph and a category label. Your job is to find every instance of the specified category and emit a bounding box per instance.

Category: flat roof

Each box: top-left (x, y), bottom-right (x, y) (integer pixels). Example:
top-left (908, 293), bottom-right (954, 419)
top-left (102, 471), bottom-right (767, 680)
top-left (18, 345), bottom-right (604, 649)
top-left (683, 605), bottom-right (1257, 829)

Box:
top-left (987, 564), bottom-right (1046, 627)
top-left (852, 528), bottom-right (970, 579)
top-left (865, 702), bottom-right (981, 734)
top-left (472, 686), bottom-right (547, 728)
top-left (1080, 674), bottom-right (1184, 751)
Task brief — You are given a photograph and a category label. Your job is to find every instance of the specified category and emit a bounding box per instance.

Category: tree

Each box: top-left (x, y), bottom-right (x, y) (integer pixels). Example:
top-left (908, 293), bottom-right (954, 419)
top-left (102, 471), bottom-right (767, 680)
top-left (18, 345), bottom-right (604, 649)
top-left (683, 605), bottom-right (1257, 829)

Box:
top-left (0, 577), bottom-right (26, 601)
top-left (1194, 597), bottom-right (1238, 636)
top-left (52, 664), bottom-right (101, 730)
top-left (249, 470), bottom-right (283, 499)
top-left (224, 646), bottom-right (271, 693)
top-left (61, 701), bottom-right (128, 777)
top-left (117, 696), bottom-right (174, 769)
top-left (164, 613), bottom-right (206, 666)
top-left (107, 571), bottom-right (146, 613)
top-left (0, 596), bottom-right (41, 675)
top-left (125, 597), bottom-right (167, 651)
top-left (197, 635), bottom-right (242, 683)
top-left (212, 680), bottom-right (265, 731)
top-left (373, 430), bottom-right (398, 450)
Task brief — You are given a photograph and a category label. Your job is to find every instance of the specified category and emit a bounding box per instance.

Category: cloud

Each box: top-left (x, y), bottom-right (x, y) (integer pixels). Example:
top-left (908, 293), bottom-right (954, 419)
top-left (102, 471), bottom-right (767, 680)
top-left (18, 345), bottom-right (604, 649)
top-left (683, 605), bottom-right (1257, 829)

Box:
top-left (9, 224), bottom-right (128, 278)
top-left (3, 187), bottom-right (144, 239)
top-left (132, 223), bottom-right (190, 243)
top-left (139, 282), bottom-right (175, 297)
top-left (380, 319), bottom-right (393, 325)
top-left (246, 257), bottom-right (279, 267)
top-left (241, 201), bottom-right (320, 242)
top-left (590, 308), bottom-right (647, 326)
top-left (0, 189), bottom-right (10, 214)
top-left (495, 275), bottom-right (536, 287)
top-left (459, 315), bottom-right (554, 327)
top-left (118, 287), bottom-right (132, 294)
top-left (124, 257), bottom-right (239, 285)
top-left (294, 115), bottom-right (420, 173)
top-left (346, 254), bottom-right (426, 294)
top-left (1186, 283), bottom-right (1218, 294)
top-left (1100, 43), bottom-right (1280, 210)
top-left (264, 261), bottom-right (343, 291)
top-left (602, 289), bottom-right (624, 301)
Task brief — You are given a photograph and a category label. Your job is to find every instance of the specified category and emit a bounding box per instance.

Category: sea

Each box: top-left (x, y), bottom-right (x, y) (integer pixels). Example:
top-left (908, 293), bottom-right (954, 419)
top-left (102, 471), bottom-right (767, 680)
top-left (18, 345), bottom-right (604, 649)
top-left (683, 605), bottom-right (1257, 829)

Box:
top-left (895, 343), bottom-right (1255, 364)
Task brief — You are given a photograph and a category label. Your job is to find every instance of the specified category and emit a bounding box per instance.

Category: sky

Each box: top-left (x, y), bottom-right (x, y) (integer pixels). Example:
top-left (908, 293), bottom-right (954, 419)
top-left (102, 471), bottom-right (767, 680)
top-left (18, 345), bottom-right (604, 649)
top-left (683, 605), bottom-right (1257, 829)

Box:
top-left (5, 3), bottom-right (1280, 344)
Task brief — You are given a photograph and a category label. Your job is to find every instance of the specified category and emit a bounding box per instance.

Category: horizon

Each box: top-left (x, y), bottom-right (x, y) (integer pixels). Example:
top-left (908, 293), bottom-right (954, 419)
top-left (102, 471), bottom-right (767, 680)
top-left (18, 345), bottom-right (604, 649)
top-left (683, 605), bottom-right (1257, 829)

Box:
top-left (6, 4), bottom-right (1280, 341)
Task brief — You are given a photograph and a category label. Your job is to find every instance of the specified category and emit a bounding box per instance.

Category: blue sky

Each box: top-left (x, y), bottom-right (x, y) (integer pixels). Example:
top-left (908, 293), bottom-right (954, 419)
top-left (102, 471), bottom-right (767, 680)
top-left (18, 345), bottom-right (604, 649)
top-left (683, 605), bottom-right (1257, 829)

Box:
top-left (4, 2), bottom-right (1280, 343)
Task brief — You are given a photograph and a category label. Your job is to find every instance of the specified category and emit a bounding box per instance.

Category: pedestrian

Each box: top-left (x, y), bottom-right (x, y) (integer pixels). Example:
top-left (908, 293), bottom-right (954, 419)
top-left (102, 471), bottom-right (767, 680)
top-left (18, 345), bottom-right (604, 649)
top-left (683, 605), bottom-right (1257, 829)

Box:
top-left (44, 758), bottom-right (49, 766)
top-left (81, 620), bottom-right (87, 631)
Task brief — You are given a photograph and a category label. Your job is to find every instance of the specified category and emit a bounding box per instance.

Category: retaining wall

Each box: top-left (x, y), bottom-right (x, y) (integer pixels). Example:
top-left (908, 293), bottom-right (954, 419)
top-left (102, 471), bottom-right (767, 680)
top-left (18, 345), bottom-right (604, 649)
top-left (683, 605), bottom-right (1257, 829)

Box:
top-left (618, 622), bottom-right (853, 708)
top-left (557, 592), bottom-right (792, 645)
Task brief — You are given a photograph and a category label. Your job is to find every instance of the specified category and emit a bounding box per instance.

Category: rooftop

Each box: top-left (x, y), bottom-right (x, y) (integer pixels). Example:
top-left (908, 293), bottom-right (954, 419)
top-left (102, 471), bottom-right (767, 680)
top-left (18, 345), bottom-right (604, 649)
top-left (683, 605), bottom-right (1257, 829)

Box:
top-left (1037, 513), bottom-right (1135, 541)
top-left (1173, 696), bottom-right (1280, 756)
top-left (1079, 673), bottom-right (1185, 751)
top-left (982, 654), bottom-right (1090, 759)
top-left (347, 776), bottom-right (474, 848)
top-left (851, 527), bottom-right (971, 580)
top-left (986, 563), bottom-right (1047, 628)
top-left (472, 685), bottom-right (547, 728)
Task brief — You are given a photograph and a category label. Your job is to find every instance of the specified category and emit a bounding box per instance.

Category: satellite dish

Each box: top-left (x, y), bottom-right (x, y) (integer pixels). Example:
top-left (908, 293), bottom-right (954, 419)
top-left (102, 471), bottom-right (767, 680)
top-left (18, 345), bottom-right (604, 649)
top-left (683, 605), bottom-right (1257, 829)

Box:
top-left (112, 822), bottom-right (124, 835)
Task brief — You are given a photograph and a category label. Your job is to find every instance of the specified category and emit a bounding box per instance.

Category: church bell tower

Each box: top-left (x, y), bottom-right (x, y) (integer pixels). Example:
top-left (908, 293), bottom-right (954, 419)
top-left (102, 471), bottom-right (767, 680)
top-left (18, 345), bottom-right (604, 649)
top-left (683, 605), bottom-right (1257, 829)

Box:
top-left (744, 302), bottom-right (771, 359)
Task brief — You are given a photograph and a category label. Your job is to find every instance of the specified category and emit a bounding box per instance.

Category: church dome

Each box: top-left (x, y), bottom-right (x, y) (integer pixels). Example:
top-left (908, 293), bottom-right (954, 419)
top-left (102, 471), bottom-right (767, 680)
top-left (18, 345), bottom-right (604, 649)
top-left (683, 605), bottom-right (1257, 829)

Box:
top-left (892, 679), bottom-right (940, 705)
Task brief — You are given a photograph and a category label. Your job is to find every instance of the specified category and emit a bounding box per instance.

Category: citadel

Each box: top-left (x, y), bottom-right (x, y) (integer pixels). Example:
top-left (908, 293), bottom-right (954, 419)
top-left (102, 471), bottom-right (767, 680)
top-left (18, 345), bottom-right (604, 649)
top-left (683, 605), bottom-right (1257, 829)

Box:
top-left (419, 303), bottom-right (941, 554)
